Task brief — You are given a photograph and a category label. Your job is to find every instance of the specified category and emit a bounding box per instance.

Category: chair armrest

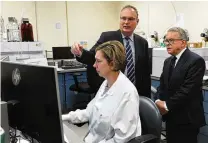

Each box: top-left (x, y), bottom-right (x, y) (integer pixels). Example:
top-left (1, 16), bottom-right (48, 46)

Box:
top-left (70, 73), bottom-right (83, 77)
top-left (70, 73), bottom-right (83, 88)
top-left (128, 134), bottom-right (158, 143)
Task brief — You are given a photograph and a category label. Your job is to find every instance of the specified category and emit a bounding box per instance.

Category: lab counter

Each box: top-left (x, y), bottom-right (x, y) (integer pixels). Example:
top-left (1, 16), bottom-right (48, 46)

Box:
top-left (152, 48), bottom-right (208, 78)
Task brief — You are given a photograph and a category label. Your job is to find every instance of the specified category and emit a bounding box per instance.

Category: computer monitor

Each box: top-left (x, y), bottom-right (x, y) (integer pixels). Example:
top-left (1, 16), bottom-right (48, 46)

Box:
top-left (52, 46), bottom-right (74, 60)
top-left (1, 61), bottom-right (65, 143)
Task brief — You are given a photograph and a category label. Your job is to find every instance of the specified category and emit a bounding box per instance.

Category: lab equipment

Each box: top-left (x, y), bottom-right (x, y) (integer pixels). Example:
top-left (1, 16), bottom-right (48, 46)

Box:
top-left (6, 17), bottom-right (21, 42)
top-left (150, 31), bottom-right (160, 48)
top-left (21, 18), bottom-right (34, 42)
top-left (201, 28), bottom-right (208, 47)
top-left (0, 16), bottom-right (6, 42)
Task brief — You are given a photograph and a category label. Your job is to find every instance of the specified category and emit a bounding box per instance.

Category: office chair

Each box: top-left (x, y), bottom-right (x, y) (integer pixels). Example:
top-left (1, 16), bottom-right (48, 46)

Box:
top-left (69, 72), bottom-right (95, 110)
top-left (128, 96), bottom-right (162, 143)
top-left (150, 86), bottom-right (166, 141)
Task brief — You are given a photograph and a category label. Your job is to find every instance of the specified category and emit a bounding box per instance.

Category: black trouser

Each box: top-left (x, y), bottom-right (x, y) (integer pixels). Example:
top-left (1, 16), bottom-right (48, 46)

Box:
top-left (166, 122), bottom-right (199, 143)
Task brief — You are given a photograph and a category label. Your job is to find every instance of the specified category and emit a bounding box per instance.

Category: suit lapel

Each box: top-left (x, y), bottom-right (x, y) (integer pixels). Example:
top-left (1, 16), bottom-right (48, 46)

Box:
top-left (116, 30), bottom-right (126, 73)
top-left (133, 34), bottom-right (139, 63)
top-left (164, 58), bottom-right (172, 86)
top-left (116, 30), bottom-right (124, 45)
top-left (169, 48), bottom-right (189, 85)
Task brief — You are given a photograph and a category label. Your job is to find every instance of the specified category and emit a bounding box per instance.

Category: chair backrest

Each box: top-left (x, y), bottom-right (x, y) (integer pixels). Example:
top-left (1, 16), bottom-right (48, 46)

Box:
top-left (86, 65), bottom-right (104, 92)
top-left (139, 96), bottom-right (162, 143)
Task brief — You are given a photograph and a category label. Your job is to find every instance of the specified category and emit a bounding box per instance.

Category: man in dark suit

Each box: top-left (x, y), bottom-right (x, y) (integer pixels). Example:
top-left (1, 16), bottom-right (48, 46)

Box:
top-left (71, 5), bottom-right (151, 97)
top-left (155, 27), bottom-right (205, 143)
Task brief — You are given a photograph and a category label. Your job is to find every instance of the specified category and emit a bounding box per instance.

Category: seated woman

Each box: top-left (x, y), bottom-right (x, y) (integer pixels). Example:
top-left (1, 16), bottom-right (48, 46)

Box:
top-left (62, 40), bottom-right (141, 143)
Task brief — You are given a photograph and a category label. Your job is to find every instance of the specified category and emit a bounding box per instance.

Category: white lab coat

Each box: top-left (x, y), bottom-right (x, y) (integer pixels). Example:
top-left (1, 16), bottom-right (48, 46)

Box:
top-left (62, 71), bottom-right (141, 143)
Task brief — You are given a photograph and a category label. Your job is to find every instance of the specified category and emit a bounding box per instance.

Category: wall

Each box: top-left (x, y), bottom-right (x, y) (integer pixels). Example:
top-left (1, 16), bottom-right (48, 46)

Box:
top-left (35, 1), bottom-right (68, 51)
top-left (2, 1), bottom-right (208, 51)
top-left (118, 1), bottom-right (208, 42)
top-left (67, 1), bottom-right (119, 49)
top-left (1, 1), bottom-right (119, 51)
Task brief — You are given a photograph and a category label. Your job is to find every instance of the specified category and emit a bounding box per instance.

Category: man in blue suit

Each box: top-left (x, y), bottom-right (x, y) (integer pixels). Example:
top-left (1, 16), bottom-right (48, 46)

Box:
top-left (71, 5), bottom-right (151, 98)
top-left (156, 27), bottom-right (205, 143)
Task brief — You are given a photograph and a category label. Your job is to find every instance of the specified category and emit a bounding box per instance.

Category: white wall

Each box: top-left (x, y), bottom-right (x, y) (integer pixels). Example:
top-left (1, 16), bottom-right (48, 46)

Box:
top-left (67, 1), bottom-right (119, 49)
top-left (36, 1), bottom-right (68, 51)
top-left (2, 1), bottom-right (208, 51)
top-left (119, 1), bottom-right (208, 42)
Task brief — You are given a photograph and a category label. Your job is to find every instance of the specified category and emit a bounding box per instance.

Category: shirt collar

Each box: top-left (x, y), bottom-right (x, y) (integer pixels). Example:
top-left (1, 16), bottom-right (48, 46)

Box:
top-left (121, 33), bottom-right (134, 42)
top-left (102, 71), bottom-right (122, 96)
top-left (175, 48), bottom-right (187, 60)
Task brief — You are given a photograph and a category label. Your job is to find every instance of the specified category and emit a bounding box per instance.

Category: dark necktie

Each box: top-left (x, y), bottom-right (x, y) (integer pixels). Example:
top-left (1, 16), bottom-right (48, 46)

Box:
top-left (125, 37), bottom-right (135, 84)
top-left (168, 56), bottom-right (177, 81)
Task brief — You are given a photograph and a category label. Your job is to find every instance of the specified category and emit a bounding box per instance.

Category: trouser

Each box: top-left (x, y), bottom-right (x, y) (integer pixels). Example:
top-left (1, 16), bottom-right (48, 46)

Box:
top-left (166, 122), bottom-right (199, 143)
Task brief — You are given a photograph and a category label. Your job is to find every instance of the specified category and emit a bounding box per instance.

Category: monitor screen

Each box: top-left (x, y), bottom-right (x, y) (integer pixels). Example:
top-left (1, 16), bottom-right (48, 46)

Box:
top-left (1, 61), bottom-right (64, 143)
top-left (52, 46), bottom-right (74, 60)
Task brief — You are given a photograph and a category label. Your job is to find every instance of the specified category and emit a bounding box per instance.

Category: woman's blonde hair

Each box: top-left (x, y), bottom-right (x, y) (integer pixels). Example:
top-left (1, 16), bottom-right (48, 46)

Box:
top-left (95, 40), bottom-right (126, 71)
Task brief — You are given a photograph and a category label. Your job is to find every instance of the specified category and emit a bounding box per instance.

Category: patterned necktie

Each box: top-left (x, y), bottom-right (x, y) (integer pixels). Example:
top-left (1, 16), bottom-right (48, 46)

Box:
top-left (125, 37), bottom-right (135, 84)
top-left (168, 56), bottom-right (177, 81)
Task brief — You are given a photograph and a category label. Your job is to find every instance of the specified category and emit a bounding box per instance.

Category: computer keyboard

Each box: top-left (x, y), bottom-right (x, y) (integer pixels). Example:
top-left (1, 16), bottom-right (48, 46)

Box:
top-left (61, 60), bottom-right (86, 69)
top-left (63, 60), bottom-right (83, 66)
top-left (61, 65), bottom-right (85, 69)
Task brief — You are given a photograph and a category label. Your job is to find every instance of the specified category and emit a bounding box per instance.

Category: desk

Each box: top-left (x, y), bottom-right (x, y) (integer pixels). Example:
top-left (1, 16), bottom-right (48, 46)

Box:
top-left (63, 122), bottom-right (85, 143)
top-left (57, 68), bottom-right (86, 73)
top-left (57, 67), bottom-right (87, 113)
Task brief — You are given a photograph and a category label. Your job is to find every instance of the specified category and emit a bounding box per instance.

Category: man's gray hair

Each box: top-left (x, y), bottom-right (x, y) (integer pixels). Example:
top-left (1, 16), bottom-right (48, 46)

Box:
top-left (167, 27), bottom-right (188, 41)
top-left (121, 5), bottom-right (139, 19)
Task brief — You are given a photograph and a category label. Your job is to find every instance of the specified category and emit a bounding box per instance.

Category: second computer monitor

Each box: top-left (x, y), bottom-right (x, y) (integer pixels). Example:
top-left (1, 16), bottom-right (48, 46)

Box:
top-left (52, 46), bottom-right (74, 60)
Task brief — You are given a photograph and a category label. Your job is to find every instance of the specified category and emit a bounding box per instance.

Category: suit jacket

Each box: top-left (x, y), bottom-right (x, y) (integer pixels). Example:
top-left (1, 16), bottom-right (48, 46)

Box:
top-left (156, 48), bottom-right (205, 127)
top-left (77, 30), bottom-right (151, 97)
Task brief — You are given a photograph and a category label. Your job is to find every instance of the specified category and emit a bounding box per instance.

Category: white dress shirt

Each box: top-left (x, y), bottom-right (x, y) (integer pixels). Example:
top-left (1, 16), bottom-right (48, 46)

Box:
top-left (62, 71), bottom-right (141, 143)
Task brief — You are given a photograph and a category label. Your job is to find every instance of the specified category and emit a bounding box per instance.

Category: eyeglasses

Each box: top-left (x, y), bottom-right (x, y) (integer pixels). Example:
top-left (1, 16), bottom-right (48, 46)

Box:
top-left (163, 38), bottom-right (183, 45)
top-left (120, 17), bottom-right (136, 22)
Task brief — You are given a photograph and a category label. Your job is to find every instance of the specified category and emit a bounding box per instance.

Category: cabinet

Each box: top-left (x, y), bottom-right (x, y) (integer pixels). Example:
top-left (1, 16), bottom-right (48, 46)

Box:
top-left (58, 71), bottom-right (87, 110)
